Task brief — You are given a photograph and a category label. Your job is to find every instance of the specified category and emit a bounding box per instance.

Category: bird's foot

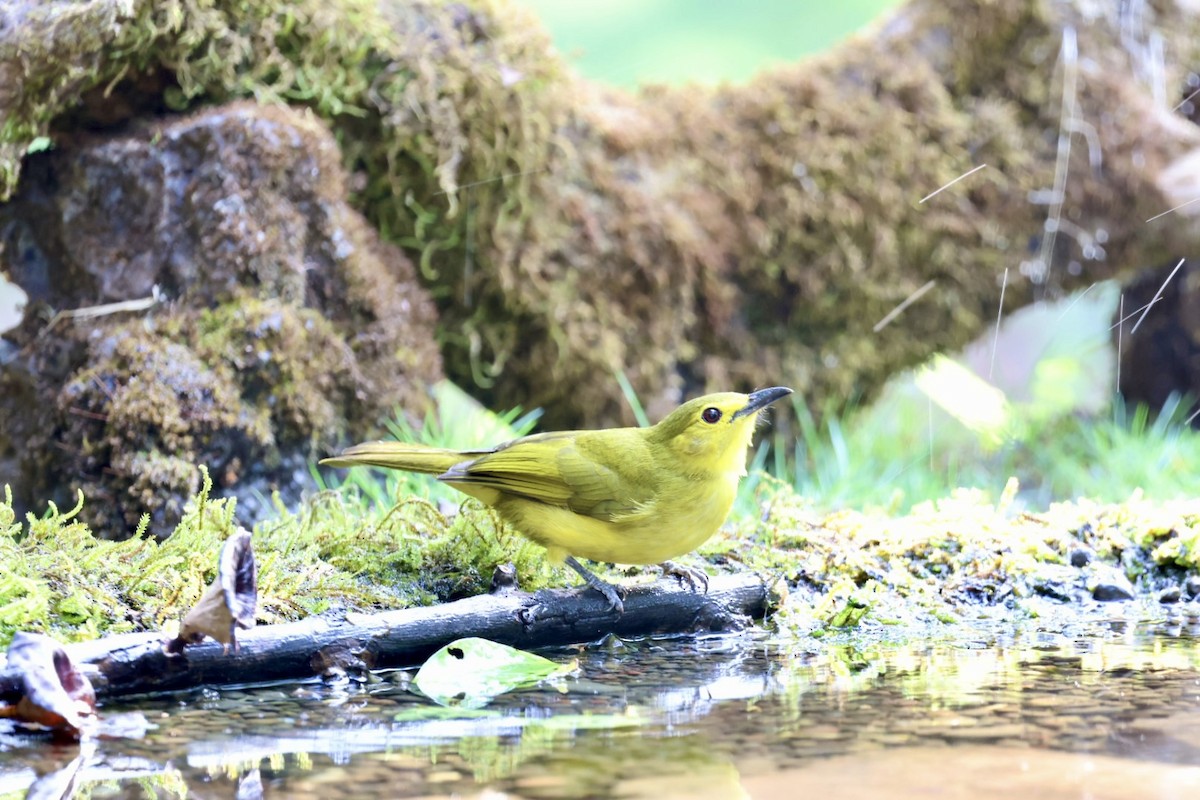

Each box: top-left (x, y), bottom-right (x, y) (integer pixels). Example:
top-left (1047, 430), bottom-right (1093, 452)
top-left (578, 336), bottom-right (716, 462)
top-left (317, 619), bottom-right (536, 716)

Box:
top-left (659, 561), bottom-right (710, 594)
top-left (565, 555), bottom-right (625, 614)
top-left (585, 581), bottom-right (625, 615)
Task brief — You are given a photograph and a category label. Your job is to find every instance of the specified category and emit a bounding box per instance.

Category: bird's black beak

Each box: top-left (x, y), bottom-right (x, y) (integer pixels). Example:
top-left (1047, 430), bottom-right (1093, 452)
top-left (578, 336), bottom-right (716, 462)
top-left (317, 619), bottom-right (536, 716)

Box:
top-left (731, 386), bottom-right (793, 421)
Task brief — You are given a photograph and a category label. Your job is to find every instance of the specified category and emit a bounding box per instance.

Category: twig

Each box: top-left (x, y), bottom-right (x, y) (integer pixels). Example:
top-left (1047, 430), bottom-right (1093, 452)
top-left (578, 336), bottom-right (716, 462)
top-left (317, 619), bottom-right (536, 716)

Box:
top-left (1172, 86), bottom-right (1200, 112)
top-left (66, 574), bottom-right (767, 698)
top-left (1109, 296), bottom-right (1161, 330)
top-left (1130, 258), bottom-right (1184, 334)
top-left (1052, 282), bottom-right (1097, 326)
top-left (918, 164), bottom-right (988, 204)
top-left (873, 280), bottom-right (937, 332)
top-left (989, 268), bottom-right (1009, 380)
top-left (41, 287), bottom-right (162, 336)
top-left (433, 168), bottom-right (549, 196)
top-left (1146, 197), bottom-right (1200, 223)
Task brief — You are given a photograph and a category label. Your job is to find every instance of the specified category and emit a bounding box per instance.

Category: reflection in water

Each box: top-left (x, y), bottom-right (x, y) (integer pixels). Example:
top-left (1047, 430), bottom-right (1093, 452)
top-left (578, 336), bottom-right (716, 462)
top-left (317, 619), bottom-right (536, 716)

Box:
top-left (737, 746), bottom-right (1200, 799)
top-left (1, 626), bottom-right (1200, 798)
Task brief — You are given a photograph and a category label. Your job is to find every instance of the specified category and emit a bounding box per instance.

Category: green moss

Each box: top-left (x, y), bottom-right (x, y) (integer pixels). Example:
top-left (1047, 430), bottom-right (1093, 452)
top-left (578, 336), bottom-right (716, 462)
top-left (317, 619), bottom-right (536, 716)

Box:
top-left (0, 465), bottom-right (559, 646)
top-left (53, 323), bottom-right (266, 534)
top-left (712, 480), bottom-right (1200, 635)
top-left (1, 99), bottom-right (445, 535)
top-left (1, 0), bottom-right (566, 252)
top-left (186, 298), bottom-right (360, 444)
top-left (3, 460), bottom-right (1198, 647)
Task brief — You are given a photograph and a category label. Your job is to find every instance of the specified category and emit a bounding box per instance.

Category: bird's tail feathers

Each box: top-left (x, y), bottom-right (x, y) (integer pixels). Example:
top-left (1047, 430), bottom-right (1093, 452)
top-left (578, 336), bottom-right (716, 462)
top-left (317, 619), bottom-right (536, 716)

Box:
top-left (320, 442), bottom-right (469, 474)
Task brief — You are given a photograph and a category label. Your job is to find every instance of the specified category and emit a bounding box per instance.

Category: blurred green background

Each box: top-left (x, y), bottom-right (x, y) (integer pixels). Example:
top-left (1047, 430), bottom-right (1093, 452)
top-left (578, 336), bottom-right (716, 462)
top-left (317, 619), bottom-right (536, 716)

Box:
top-left (516, 1), bottom-right (904, 87)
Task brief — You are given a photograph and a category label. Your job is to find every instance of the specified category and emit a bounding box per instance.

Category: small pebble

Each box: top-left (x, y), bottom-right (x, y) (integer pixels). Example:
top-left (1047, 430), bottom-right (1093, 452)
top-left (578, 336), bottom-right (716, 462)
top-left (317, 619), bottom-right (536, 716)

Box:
top-left (1069, 548), bottom-right (1093, 568)
top-left (1158, 586), bottom-right (1182, 604)
top-left (1088, 565), bottom-right (1135, 602)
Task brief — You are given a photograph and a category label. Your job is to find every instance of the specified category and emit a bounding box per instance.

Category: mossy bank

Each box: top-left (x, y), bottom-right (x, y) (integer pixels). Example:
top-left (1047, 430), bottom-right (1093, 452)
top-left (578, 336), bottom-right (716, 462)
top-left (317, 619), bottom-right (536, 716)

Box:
top-left (2, 471), bottom-right (1197, 647)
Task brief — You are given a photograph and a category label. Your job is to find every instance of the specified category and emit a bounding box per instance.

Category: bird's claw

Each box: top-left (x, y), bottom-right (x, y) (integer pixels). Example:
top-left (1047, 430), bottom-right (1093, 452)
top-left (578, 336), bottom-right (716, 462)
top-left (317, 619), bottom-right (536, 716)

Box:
top-left (660, 561), bottom-right (710, 594)
top-left (565, 555), bottom-right (625, 615)
top-left (591, 582), bottom-right (625, 615)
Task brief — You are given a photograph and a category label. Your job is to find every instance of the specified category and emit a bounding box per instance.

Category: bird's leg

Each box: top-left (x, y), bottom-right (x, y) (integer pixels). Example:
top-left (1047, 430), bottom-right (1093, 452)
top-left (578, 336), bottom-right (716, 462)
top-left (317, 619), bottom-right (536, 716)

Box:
top-left (564, 556), bottom-right (625, 614)
top-left (659, 561), bottom-right (710, 594)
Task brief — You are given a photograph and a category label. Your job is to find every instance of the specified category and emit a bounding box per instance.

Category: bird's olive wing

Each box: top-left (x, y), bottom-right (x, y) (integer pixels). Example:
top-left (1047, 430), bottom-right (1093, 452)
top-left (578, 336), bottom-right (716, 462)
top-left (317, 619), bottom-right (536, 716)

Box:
top-left (555, 445), bottom-right (654, 522)
top-left (438, 433), bottom-right (576, 506)
top-left (439, 433), bottom-right (654, 522)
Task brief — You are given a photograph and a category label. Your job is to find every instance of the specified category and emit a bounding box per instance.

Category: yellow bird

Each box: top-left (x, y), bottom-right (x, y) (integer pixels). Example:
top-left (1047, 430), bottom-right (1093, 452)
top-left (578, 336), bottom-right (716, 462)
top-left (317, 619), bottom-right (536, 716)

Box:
top-left (322, 386), bottom-right (792, 612)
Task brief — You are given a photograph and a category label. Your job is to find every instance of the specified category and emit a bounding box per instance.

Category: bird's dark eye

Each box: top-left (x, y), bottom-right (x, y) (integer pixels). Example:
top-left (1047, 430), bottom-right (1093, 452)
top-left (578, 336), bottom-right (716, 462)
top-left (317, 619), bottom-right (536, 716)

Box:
top-left (702, 407), bottom-right (722, 424)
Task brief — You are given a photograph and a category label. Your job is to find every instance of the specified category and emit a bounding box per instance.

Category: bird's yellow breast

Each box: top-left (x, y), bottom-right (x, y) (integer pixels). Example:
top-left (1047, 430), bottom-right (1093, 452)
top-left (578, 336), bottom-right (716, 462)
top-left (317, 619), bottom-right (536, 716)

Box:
top-left (493, 470), bottom-right (739, 565)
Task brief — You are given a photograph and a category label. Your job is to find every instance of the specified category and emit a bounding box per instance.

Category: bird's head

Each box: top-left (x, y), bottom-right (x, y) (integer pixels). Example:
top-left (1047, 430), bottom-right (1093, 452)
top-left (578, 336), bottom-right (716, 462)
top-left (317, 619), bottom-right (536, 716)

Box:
top-left (649, 386), bottom-right (793, 475)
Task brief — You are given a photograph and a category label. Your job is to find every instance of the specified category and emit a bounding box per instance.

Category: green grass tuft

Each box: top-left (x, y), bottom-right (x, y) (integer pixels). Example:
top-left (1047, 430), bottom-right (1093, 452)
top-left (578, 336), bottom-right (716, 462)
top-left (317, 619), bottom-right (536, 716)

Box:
top-left (751, 380), bottom-right (1200, 515)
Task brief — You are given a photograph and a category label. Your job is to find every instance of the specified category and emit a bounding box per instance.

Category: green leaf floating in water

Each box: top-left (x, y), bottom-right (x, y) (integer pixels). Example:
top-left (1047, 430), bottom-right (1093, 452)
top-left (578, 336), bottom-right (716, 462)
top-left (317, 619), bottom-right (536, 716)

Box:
top-left (412, 637), bottom-right (577, 708)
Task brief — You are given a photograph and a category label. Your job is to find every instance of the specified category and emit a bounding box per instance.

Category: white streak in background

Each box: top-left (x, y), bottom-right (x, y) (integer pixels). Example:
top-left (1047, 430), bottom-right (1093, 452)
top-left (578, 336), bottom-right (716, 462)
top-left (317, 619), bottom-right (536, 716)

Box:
top-left (1036, 28), bottom-right (1075, 281)
top-left (1041, 217), bottom-right (1107, 262)
top-left (989, 267), bottom-right (1009, 381)
top-left (873, 280), bottom-right (937, 332)
top-left (918, 164), bottom-right (988, 204)
top-left (1145, 196), bottom-right (1200, 223)
top-left (1147, 30), bottom-right (1166, 108)
top-left (1116, 294), bottom-right (1124, 394)
top-left (1130, 258), bottom-right (1185, 334)
top-left (1186, 405), bottom-right (1200, 426)
top-left (1063, 118), bottom-right (1102, 173)
top-left (1118, 0), bottom-right (1165, 107)
top-left (1172, 86), bottom-right (1200, 113)
top-left (1109, 296), bottom-right (1162, 330)
top-left (1035, 27), bottom-right (1078, 284)
top-left (433, 167), bottom-right (549, 196)
top-left (1052, 282), bottom-right (1098, 325)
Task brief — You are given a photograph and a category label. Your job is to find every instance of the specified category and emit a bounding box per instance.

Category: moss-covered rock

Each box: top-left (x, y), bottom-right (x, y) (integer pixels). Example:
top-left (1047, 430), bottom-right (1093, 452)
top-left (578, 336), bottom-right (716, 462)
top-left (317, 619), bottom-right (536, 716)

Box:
top-left (0, 102), bottom-right (441, 534)
top-left (3, 0), bottom-right (1200, 438)
top-left (59, 329), bottom-right (257, 534)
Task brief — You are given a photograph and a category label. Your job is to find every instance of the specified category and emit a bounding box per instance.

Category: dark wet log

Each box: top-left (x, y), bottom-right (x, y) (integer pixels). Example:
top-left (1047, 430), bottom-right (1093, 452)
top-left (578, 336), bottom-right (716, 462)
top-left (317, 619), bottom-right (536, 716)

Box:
top-left (63, 574), bottom-right (766, 699)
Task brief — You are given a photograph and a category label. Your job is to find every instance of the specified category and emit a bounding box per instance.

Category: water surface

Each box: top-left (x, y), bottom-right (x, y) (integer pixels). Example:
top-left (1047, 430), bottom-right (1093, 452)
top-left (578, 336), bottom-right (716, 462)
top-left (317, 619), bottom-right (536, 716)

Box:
top-left (3, 620), bottom-right (1200, 799)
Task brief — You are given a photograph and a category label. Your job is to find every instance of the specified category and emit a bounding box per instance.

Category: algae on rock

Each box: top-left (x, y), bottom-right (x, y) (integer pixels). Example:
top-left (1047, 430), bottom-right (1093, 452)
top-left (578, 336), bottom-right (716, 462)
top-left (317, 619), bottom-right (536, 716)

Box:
top-left (0, 103), bottom-right (442, 534)
top-left (721, 481), bottom-right (1200, 634)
